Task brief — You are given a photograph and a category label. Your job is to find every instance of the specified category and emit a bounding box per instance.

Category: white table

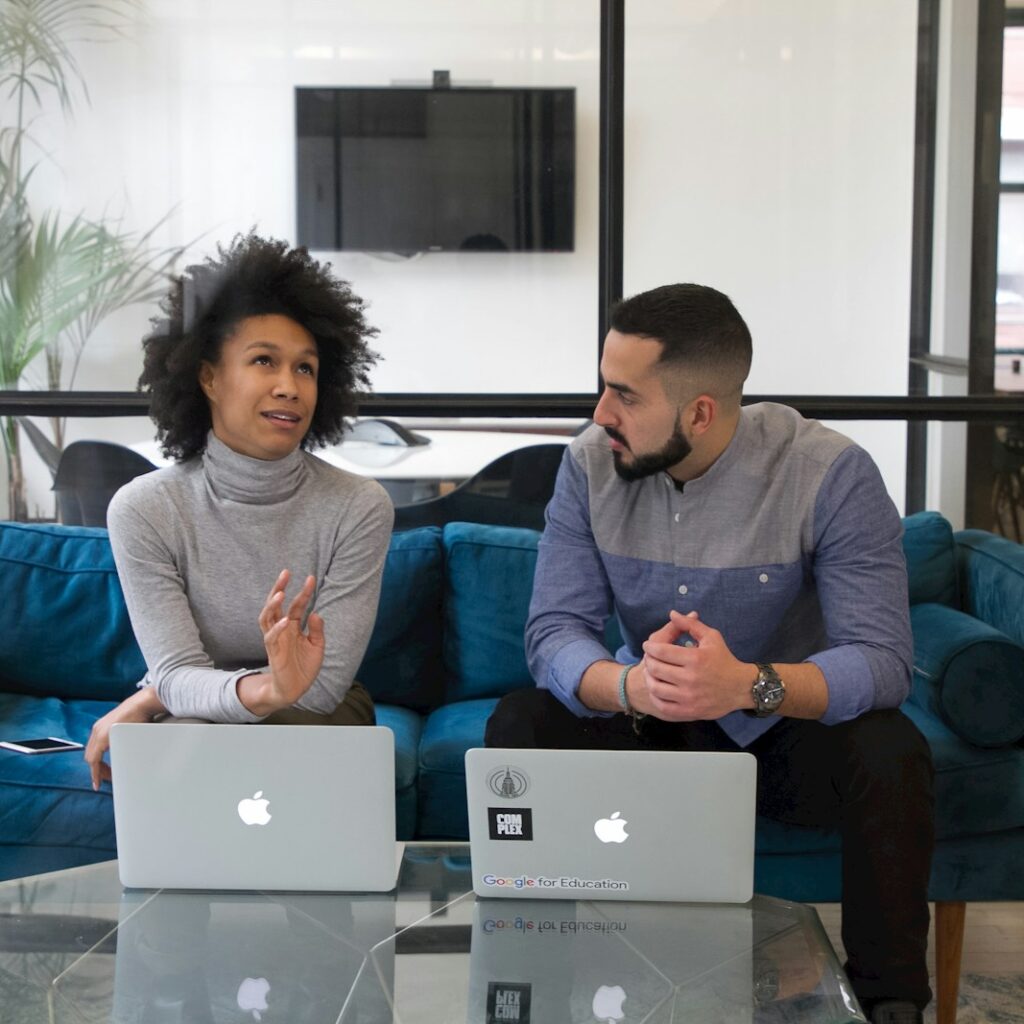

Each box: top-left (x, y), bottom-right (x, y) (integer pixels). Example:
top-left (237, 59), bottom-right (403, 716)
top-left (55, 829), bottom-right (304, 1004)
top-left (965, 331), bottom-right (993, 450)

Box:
top-left (132, 426), bottom-right (571, 504)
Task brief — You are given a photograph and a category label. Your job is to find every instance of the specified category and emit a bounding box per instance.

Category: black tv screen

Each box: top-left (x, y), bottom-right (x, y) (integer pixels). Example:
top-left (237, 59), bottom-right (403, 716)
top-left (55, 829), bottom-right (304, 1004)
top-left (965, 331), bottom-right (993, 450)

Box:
top-left (295, 86), bottom-right (575, 253)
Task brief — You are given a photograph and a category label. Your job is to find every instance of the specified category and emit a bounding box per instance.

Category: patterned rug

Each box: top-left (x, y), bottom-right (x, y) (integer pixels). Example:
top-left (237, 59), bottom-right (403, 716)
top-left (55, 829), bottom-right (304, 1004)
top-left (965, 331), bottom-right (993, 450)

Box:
top-left (922, 974), bottom-right (1024, 1023)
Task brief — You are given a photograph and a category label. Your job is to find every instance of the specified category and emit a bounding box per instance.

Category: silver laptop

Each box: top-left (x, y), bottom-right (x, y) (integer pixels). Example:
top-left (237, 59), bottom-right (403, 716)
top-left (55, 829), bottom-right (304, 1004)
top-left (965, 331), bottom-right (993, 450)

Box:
top-left (465, 748), bottom-right (757, 903)
top-left (110, 723), bottom-right (400, 891)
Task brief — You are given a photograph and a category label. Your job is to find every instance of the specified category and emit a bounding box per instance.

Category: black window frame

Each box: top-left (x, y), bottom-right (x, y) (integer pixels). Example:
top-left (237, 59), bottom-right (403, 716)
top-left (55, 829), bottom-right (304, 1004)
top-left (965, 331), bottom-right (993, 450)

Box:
top-left (0, 0), bottom-right (1021, 526)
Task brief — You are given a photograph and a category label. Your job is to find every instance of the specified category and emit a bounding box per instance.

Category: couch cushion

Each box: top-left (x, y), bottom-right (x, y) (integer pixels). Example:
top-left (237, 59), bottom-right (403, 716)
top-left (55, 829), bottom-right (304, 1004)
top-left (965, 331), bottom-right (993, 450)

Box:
top-left (373, 704), bottom-right (422, 794)
top-left (0, 523), bottom-right (144, 700)
top-left (755, 703), bottom-right (1024, 847)
top-left (417, 698), bottom-right (499, 838)
top-left (420, 698), bottom-right (496, 775)
top-left (956, 528), bottom-right (1024, 646)
top-left (902, 511), bottom-right (957, 607)
top-left (0, 693), bottom-right (118, 856)
top-left (358, 527), bottom-right (444, 710)
top-left (754, 849), bottom-right (843, 903)
top-left (374, 704), bottom-right (422, 841)
top-left (910, 603), bottom-right (1024, 747)
top-left (442, 524), bottom-right (539, 701)
top-left (902, 702), bottom-right (1024, 840)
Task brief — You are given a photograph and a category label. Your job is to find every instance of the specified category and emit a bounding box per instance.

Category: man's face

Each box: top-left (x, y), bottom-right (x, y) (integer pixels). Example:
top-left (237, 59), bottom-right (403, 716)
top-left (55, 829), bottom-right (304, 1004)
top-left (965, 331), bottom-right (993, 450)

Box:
top-left (594, 329), bottom-right (693, 481)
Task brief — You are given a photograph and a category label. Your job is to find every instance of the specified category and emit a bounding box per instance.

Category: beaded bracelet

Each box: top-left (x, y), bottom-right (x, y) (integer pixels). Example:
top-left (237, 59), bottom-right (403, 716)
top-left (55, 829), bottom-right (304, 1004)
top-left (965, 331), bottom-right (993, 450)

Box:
top-left (617, 662), bottom-right (636, 713)
top-left (618, 662), bottom-right (647, 734)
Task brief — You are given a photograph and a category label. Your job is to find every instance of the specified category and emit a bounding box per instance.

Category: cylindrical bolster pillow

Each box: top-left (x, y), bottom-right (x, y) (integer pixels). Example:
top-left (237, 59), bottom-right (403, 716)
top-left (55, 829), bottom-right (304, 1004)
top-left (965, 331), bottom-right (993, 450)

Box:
top-left (910, 602), bottom-right (1024, 747)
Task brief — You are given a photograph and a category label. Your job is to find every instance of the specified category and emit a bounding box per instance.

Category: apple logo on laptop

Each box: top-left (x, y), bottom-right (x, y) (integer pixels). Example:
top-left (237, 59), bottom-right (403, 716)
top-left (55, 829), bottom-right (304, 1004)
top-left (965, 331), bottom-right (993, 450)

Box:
top-left (592, 983), bottom-right (626, 1022)
top-left (593, 811), bottom-right (628, 844)
top-left (237, 976), bottom-right (270, 1020)
top-left (237, 791), bottom-right (271, 826)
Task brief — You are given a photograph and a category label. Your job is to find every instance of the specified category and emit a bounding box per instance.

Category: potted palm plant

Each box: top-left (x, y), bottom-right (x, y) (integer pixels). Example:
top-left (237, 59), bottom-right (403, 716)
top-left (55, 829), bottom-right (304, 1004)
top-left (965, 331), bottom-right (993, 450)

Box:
top-left (0, 0), bottom-right (184, 520)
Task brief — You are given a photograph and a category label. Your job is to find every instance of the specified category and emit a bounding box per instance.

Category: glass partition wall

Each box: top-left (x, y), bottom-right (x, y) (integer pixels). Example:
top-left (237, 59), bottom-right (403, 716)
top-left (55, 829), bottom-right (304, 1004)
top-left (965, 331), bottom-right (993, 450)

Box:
top-left (995, 7), bottom-right (1024, 539)
top-left (0, 0), bottom-right (1021, 532)
top-left (621, 0), bottom-right (919, 510)
top-left (0, 0), bottom-right (601, 520)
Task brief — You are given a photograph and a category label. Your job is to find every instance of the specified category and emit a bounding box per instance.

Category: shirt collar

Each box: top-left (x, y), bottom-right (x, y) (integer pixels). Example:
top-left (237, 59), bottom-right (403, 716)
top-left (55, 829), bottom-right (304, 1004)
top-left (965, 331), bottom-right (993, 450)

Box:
top-left (666, 406), bottom-right (750, 494)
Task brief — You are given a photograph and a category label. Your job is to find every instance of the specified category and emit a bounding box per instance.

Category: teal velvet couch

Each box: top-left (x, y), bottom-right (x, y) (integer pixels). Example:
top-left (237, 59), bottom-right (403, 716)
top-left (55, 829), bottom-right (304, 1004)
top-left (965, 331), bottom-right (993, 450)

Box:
top-left (1, 512), bottom-right (1022, 1017)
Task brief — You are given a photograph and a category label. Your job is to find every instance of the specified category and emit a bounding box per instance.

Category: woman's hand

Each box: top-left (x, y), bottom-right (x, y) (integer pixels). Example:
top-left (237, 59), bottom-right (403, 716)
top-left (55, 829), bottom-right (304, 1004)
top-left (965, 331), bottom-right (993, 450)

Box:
top-left (249, 570), bottom-right (325, 714)
top-left (84, 687), bottom-right (165, 791)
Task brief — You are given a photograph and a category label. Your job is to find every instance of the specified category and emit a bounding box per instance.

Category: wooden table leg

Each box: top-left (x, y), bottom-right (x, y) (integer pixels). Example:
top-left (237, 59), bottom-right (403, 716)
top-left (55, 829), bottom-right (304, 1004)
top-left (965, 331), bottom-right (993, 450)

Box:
top-left (935, 900), bottom-right (966, 1024)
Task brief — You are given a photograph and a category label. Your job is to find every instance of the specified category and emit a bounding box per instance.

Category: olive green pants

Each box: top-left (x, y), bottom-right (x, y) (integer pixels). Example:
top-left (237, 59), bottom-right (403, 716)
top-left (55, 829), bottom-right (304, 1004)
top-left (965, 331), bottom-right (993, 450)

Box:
top-left (261, 681), bottom-right (375, 726)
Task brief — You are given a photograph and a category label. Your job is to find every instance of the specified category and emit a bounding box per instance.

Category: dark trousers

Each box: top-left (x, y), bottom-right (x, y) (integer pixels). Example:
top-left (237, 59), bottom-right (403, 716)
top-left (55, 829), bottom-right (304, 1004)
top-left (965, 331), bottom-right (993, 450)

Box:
top-left (485, 689), bottom-right (935, 1011)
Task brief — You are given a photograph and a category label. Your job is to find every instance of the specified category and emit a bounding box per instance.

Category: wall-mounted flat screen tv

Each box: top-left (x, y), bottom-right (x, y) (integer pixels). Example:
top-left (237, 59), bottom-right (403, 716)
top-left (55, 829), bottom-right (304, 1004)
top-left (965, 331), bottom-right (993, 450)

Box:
top-left (296, 86), bottom-right (575, 253)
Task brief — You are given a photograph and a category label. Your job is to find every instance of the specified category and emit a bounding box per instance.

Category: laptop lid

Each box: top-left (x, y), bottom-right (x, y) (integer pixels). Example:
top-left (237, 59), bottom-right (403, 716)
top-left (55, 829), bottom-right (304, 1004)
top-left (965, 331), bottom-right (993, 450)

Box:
top-left (465, 748), bottom-right (756, 903)
top-left (110, 723), bottom-right (399, 892)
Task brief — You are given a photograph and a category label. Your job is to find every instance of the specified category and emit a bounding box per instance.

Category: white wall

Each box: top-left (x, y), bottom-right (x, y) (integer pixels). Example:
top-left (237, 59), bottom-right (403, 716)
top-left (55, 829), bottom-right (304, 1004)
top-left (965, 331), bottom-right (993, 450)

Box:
top-left (621, 0), bottom-right (919, 509)
top-left (26, 0), bottom-right (602, 397)
top-left (3, 1), bottom-right (941, 517)
top-left (926, 0), bottom-right (978, 531)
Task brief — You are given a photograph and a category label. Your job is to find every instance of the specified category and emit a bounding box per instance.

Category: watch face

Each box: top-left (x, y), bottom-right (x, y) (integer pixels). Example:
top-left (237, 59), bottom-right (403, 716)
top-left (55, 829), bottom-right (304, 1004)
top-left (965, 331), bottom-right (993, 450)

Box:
top-left (754, 666), bottom-right (785, 714)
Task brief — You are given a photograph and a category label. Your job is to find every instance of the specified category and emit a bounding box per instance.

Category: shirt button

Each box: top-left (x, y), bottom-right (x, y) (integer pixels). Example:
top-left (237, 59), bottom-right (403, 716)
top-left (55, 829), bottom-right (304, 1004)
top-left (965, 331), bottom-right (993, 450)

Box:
top-left (759, 573), bottom-right (769, 583)
top-left (678, 584), bottom-right (688, 595)
top-left (674, 512), bottom-right (680, 523)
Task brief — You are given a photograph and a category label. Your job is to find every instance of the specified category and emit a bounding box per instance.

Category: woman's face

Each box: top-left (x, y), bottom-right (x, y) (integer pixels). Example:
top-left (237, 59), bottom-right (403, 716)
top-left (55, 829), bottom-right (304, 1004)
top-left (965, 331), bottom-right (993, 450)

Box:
top-left (199, 314), bottom-right (319, 461)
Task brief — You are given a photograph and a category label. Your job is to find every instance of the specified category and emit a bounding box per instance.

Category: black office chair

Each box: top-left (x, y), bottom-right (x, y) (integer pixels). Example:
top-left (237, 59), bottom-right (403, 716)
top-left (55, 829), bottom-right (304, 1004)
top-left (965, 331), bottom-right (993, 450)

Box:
top-left (52, 441), bottom-right (158, 528)
top-left (392, 444), bottom-right (566, 532)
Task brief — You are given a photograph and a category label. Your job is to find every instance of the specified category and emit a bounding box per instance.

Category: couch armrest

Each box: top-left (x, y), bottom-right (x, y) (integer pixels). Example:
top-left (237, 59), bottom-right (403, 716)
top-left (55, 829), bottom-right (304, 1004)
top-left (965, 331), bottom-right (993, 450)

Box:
top-left (955, 529), bottom-right (1024, 646)
top-left (909, 602), bottom-right (1024, 747)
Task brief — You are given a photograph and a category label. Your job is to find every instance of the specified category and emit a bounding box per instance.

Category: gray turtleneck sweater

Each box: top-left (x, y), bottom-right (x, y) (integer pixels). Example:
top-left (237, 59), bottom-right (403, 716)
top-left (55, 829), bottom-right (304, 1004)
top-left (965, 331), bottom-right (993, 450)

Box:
top-left (106, 432), bottom-right (394, 722)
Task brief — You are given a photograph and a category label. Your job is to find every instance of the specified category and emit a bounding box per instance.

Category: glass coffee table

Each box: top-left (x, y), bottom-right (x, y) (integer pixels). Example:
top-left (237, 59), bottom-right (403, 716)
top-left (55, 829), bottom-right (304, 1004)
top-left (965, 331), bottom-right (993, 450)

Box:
top-left (0, 843), bottom-right (865, 1023)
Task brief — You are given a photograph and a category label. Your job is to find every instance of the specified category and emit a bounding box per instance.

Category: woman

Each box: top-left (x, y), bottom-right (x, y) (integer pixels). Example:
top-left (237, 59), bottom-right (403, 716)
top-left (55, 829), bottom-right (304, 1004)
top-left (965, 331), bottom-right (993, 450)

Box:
top-left (85, 233), bottom-right (393, 789)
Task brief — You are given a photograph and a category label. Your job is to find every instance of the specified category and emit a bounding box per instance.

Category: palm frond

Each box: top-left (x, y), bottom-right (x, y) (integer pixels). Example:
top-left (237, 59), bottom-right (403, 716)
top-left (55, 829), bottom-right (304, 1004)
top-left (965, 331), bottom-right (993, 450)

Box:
top-left (0, 0), bottom-right (139, 118)
top-left (0, 210), bottom-right (127, 386)
top-left (56, 215), bottom-right (189, 387)
top-left (0, 165), bottom-right (31, 270)
top-left (0, 0), bottom-right (149, 519)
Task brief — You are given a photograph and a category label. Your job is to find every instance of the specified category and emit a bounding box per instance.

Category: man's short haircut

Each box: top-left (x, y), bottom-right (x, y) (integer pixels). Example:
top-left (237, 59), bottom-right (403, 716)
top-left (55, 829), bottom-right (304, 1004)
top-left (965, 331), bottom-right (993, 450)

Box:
top-left (141, 232), bottom-right (379, 461)
top-left (608, 284), bottom-right (752, 402)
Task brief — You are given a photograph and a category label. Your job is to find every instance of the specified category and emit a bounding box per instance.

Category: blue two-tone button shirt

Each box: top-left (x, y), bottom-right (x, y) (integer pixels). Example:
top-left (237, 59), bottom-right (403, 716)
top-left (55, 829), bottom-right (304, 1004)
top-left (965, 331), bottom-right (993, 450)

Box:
top-left (525, 403), bottom-right (913, 748)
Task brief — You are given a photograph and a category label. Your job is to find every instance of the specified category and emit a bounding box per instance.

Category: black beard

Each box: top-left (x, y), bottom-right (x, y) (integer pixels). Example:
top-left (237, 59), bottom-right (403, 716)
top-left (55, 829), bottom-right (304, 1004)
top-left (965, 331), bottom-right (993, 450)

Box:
top-left (610, 421), bottom-right (693, 482)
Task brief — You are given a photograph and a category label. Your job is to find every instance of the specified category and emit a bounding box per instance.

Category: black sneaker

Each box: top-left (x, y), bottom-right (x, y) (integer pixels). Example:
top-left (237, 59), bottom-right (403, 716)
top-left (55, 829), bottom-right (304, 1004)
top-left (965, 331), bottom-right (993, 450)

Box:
top-left (869, 1000), bottom-right (923, 1024)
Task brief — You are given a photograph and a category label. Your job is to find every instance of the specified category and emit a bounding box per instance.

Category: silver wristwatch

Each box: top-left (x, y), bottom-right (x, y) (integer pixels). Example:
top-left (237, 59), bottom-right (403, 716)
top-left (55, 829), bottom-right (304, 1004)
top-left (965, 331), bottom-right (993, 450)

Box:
top-left (749, 663), bottom-right (785, 717)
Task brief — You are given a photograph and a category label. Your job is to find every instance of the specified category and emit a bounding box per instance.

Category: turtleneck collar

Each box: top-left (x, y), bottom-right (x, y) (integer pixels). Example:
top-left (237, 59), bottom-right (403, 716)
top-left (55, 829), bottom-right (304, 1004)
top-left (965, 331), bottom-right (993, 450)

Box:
top-left (201, 430), bottom-right (306, 504)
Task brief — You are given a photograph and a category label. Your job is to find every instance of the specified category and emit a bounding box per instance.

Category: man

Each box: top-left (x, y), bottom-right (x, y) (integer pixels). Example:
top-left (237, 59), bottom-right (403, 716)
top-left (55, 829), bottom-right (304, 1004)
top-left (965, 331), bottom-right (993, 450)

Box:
top-left (486, 284), bottom-right (935, 1024)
